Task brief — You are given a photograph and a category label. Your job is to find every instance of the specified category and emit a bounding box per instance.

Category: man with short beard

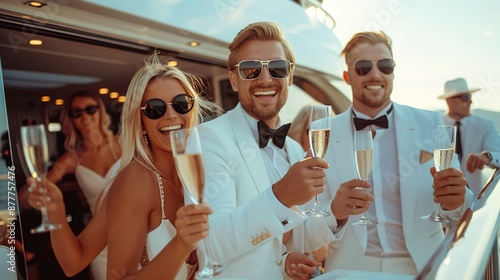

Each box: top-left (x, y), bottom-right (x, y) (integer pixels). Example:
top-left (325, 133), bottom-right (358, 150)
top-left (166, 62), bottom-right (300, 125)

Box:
top-left (320, 31), bottom-right (473, 276)
top-left (197, 22), bottom-right (341, 279)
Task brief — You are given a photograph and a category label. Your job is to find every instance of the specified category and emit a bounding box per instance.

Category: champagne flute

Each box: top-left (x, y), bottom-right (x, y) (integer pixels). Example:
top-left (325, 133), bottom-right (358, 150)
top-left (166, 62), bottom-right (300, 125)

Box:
top-left (21, 124), bottom-right (62, 234)
top-left (352, 130), bottom-right (377, 226)
top-left (303, 105), bottom-right (331, 217)
top-left (170, 127), bottom-right (226, 278)
top-left (421, 125), bottom-right (456, 223)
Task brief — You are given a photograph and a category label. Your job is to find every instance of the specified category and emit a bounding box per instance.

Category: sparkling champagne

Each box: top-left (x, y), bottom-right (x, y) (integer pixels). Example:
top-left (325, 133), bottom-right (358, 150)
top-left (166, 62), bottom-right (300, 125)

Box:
top-left (23, 144), bottom-right (48, 179)
top-left (309, 129), bottom-right (330, 158)
top-left (434, 148), bottom-right (454, 171)
top-left (355, 149), bottom-right (373, 180)
top-left (175, 153), bottom-right (205, 203)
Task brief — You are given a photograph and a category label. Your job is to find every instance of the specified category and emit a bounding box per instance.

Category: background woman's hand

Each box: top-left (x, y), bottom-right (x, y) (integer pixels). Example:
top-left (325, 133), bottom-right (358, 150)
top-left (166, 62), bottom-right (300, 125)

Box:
top-left (173, 204), bottom-right (212, 252)
top-left (47, 151), bottom-right (80, 182)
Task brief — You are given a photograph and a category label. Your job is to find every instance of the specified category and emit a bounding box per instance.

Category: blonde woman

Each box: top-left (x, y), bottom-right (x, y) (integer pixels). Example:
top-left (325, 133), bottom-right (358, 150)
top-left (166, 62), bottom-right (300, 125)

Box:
top-left (28, 52), bottom-right (219, 280)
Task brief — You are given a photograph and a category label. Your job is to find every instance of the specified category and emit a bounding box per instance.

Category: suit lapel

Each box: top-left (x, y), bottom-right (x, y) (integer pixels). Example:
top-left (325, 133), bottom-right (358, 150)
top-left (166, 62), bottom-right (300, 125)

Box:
top-left (284, 136), bottom-right (304, 164)
top-left (228, 104), bottom-right (270, 193)
top-left (331, 110), bottom-right (358, 184)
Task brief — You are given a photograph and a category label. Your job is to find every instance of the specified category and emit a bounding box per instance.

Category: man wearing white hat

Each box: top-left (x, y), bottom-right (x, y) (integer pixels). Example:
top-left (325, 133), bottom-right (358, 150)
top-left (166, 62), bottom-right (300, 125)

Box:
top-left (439, 77), bottom-right (500, 197)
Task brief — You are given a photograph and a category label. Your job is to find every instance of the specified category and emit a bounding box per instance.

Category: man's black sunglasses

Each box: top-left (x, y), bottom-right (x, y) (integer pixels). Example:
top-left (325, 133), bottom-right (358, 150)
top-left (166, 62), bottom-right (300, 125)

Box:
top-left (353, 59), bottom-right (396, 76)
top-left (141, 94), bottom-right (195, 119)
top-left (69, 105), bottom-right (99, 119)
top-left (450, 94), bottom-right (472, 102)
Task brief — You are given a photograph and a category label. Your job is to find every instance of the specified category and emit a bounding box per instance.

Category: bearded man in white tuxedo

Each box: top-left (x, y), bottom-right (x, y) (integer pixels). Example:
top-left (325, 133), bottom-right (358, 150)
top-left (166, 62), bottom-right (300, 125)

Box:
top-left (197, 22), bottom-right (340, 279)
top-left (320, 31), bottom-right (474, 276)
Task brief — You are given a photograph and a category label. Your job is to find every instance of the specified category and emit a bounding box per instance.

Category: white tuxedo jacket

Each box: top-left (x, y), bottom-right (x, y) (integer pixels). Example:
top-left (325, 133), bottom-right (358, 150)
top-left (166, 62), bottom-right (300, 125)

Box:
top-left (198, 104), bottom-right (336, 279)
top-left (447, 114), bottom-right (500, 197)
top-left (321, 103), bottom-right (473, 273)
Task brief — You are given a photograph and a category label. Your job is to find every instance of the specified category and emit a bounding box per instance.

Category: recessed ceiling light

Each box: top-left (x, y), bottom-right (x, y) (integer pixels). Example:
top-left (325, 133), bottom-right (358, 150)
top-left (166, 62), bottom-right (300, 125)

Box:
top-left (167, 60), bottom-right (178, 67)
top-left (41, 96), bottom-right (50, 102)
top-left (29, 39), bottom-right (43, 46)
top-left (23, 1), bottom-right (47, 8)
top-left (189, 41), bottom-right (200, 47)
top-left (110, 92), bottom-right (119, 99)
top-left (99, 88), bottom-right (109, 94)
top-left (48, 123), bottom-right (61, 132)
top-left (55, 99), bottom-right (64, 105)
top-left (118, 96), bottom-right (126, 103)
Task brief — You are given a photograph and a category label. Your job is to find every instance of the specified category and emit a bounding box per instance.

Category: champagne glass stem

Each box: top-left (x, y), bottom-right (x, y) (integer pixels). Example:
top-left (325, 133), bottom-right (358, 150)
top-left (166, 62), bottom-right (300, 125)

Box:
top-left (196, 231), bottom-right (226, 278)
top-left (39, 206), bottom-right (51, 225)
top-left (359, 190), bottom-right (370, 220)
top-left (31, 176), bottom-right (62, 233)
top-left (198, 239), bottom-right (214, 271)
top-left (39, 178), bottom-right (51, 225)
top-left (313, 195), bottom-right (320, 209)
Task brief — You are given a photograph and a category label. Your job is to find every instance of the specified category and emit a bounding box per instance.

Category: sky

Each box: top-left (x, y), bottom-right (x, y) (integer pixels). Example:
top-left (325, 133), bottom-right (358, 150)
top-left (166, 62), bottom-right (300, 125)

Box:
top-left (322, 0), bottom-right (500, 113)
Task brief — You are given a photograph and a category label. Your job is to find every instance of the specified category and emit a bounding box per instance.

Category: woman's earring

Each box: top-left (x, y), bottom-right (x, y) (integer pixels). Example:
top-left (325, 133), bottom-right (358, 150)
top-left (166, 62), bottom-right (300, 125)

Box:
top-left (142, 132), bottom-right (149, 145)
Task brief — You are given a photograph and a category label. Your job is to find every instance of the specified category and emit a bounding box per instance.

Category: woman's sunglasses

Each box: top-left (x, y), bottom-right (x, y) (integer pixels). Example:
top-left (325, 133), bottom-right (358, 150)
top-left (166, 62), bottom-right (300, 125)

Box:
top-left (141, 94), bottom-right (195, 119)
top-left (233, 59), bottom-right (293, 80)
top-left (69, 105), bottom-right (99, 119)
top-left (353, 59), bottom-right (396, 76)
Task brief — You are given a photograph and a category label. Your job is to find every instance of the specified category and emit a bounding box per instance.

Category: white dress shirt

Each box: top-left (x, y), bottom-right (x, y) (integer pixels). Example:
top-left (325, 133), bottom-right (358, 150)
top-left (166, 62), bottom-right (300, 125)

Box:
top-left (242, 111), bottom-right (307, 226)
top-left (352, 103), bottom-right (410, 258)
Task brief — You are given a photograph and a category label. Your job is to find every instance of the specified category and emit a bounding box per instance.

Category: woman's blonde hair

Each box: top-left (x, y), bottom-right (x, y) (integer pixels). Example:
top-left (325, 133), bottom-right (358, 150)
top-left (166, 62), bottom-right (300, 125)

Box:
top-left (118, 52), bottom-right (220, 175)
top-left (60, 91), bottom-right (114, 152)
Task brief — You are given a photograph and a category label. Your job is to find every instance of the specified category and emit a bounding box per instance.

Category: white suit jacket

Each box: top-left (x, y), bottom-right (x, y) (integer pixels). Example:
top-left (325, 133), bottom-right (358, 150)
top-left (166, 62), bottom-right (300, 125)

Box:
top-left (321, 103), bottom-right (473, 273)
top-left (198, 104), bottom-right (336, 279)
top-left (444, 114), bottom-right (500, 197)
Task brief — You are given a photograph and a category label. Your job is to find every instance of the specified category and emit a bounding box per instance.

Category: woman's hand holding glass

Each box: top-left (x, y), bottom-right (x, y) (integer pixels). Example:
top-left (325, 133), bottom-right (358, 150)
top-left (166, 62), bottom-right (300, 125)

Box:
top-left (27, 177), bottom-right (64, 214)
top-left (170, 127), bottom-right (226, 278)
top-left (173, 204), bottom-right (212, 253)
top-left (21, 124), bottom-right (62, 233)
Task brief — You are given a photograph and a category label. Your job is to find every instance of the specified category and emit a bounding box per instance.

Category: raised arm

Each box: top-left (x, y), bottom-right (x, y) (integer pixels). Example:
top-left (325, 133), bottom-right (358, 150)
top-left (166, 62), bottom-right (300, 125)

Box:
top-left (27, 177), bottom-right (106, 276)
top-left (46, 151), bottom-right (80, 183)
top-left (106, 166), bottom-right (210, 280)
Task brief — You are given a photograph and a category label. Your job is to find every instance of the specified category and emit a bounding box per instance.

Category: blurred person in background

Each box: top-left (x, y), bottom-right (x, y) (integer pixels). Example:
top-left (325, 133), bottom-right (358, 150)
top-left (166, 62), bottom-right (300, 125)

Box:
top-left (439, 77), bottom-right (500, 198)
top-left (20, 91), bottom-right (121, 280)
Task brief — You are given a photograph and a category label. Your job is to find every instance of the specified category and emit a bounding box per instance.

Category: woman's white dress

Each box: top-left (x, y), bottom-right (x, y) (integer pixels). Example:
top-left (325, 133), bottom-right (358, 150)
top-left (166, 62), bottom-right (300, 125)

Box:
top-left (142, 172), bottom-right (188, 279)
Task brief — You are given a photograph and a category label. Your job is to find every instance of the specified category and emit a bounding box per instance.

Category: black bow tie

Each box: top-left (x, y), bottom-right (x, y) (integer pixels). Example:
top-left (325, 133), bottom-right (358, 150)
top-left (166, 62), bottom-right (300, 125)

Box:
top-left (352, 105), bottom-right (393, 131)
top-left (353, 115), bottom-right (388, 130)
top-left (258, 121), bottom-right (291, 149)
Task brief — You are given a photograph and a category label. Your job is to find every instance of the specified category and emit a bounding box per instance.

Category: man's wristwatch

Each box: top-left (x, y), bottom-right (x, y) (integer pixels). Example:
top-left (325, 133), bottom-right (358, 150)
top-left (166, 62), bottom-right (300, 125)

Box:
top-left (483, 151), bottom-right (493, 162)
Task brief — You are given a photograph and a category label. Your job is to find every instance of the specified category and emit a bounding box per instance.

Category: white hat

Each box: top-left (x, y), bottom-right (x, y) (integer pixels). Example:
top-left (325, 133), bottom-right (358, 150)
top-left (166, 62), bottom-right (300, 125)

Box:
top-left (438, 78), bottom-right (480, 99)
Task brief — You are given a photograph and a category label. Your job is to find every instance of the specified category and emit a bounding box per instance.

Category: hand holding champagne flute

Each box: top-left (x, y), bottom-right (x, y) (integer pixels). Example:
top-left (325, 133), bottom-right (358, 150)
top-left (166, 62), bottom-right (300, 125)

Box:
top-left (170, 127), bottom-right (226, 278)
top-left (421, 125), bottom-right (456, 223)
top-left (21, 124), bottom-right (62, 234)
top-left (352, 130), bottom-right (377, 226)
top-left (303, 105), bottom-right (331, 217)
